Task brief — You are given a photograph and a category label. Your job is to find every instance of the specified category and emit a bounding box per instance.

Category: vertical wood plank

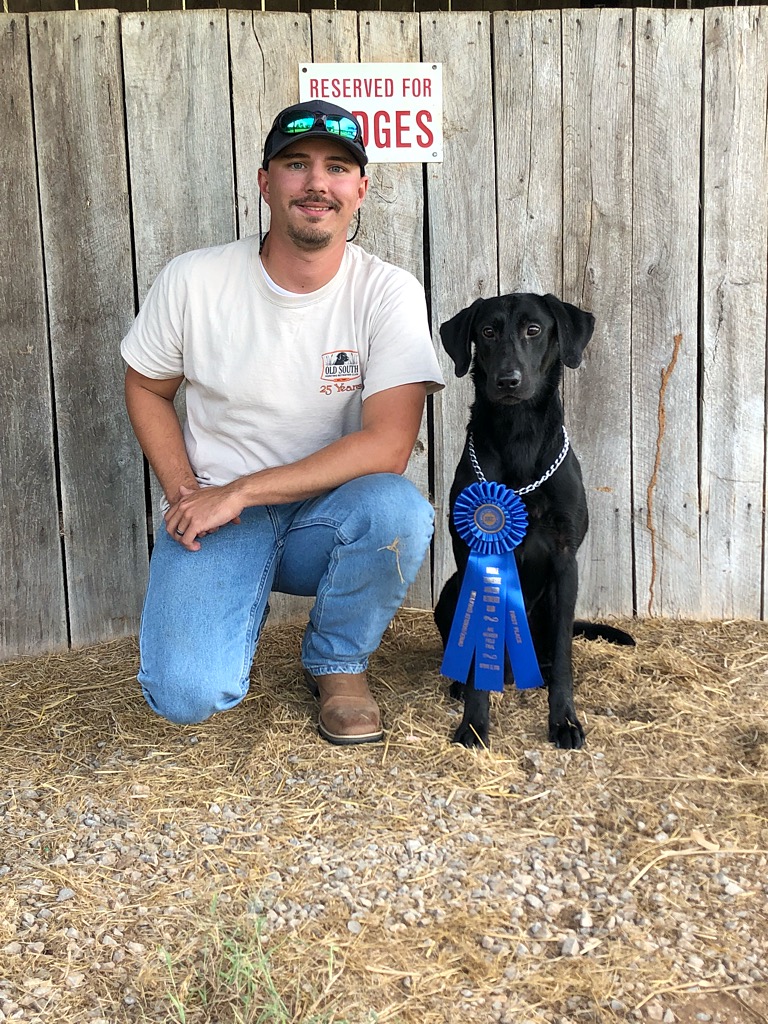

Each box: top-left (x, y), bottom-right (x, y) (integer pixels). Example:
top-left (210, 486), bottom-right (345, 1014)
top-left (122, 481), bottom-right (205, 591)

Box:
top-left (311, 8), bottom-right (359, 62)
top-left (421, 12), bottom-right (497, 594)
top-left (357, 13), bottom-right (423, 281)
top-left (562, 8), bottom-right (634, 618)
top-left (295, 12), bottom-right (358, 629)
top-left (494, 9), bottom-right (562, 296)
top-left (122, 11), bottom-right (235, 303)
top-left (358, 12), bottom-right (434, 610)
top-left (0, 14), bottom-right (67, 659)
top-left (122, 10), bottom-right (236, 530)
top-left (229, 10), bottom-right (312, 626)
top-left (701, 7), bottom-right (768, 619)
top-left (632, 9), bottom-right (702, 618)
top-left (229, 11), bottom-right (311, 241)
top-left (307, 11), bottom-right (434, 616)
top-left (29, 11), bottom-right (147, 647)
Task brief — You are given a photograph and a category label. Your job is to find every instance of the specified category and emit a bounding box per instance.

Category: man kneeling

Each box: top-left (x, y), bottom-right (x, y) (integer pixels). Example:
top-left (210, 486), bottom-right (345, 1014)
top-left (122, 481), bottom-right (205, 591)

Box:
top-left (121, 102), bottom-right (444, 744)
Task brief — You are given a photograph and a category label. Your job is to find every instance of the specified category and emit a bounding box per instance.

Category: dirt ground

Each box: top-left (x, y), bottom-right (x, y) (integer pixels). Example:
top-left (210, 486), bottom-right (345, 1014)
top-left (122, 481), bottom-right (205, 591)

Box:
top-left (673, 991), bottom-right (768, 1024)
top-left (1, 613), bottom-right (767, 1023)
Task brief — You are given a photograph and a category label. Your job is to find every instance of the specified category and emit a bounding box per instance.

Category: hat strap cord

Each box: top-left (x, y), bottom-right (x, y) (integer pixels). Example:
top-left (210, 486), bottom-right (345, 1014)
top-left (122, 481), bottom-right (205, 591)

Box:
top-left (347, 209), bottom-right (360, 243)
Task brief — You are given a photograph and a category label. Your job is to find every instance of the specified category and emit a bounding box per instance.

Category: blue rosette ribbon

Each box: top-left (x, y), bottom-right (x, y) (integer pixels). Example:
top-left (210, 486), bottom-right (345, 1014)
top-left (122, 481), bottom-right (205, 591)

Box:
top-left (441, 481), bottom-right (545, 692)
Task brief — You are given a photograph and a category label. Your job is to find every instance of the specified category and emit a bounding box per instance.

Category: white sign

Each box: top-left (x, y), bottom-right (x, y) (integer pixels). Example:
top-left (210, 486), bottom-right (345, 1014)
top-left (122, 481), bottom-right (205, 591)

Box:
top-left (299, 63), bottom-right (443, 164)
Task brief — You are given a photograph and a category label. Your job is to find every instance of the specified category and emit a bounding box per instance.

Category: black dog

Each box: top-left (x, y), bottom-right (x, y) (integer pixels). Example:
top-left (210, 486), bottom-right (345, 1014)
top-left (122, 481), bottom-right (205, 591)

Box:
top-left (434, 292), bottom-right (633, 750)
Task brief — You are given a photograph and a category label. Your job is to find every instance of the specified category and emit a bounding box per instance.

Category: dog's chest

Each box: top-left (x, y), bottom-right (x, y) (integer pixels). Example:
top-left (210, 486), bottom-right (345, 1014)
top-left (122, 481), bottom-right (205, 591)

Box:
top-left (517, 501), bottom-right (575, 562)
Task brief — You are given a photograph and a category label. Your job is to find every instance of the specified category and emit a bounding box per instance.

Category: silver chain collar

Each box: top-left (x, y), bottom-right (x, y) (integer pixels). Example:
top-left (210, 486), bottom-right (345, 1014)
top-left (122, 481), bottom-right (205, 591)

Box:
top-left (467, 425), bottom-right (570, 495)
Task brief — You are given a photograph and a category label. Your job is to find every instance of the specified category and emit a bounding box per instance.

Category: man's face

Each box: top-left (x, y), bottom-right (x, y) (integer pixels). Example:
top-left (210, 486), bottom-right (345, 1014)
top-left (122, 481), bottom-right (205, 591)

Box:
top-left (258, 137), bottom-right (369, 252)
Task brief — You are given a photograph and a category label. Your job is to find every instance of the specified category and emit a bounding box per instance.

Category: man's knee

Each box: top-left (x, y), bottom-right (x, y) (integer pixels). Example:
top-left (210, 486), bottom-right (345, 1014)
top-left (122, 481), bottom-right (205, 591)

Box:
top-left (347, 473), bottom-right (434, 538)
top-left (340, 475), bottom-right (434, 589)
top-left (139, 667), bottom-right (246, 725)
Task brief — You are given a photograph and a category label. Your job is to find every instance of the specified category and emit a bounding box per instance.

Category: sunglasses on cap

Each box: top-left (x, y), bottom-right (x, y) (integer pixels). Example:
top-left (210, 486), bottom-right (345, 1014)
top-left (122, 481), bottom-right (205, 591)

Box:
top-left (277, 109), bottom-right (361, 142)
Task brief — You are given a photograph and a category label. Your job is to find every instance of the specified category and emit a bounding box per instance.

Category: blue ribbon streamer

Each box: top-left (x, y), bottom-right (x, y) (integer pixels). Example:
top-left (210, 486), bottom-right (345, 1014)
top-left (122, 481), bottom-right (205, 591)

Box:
top-left (441, 481), bottom-right (544, 693)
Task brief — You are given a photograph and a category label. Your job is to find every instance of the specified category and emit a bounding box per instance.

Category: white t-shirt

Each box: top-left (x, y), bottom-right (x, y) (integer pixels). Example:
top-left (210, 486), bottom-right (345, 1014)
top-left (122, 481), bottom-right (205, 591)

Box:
top-left (121, 236), bottom-right (445, 490)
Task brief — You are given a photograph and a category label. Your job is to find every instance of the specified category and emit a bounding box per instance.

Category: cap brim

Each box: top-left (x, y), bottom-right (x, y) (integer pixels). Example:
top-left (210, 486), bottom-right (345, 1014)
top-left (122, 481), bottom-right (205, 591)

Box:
top-left (263, 129), bottom-right (367, 169)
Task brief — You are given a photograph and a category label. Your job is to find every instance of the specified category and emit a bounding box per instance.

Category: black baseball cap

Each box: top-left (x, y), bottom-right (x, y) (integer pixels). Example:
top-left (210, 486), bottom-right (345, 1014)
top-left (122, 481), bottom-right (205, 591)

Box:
top-left (262, 101), bottom-right (368, 170)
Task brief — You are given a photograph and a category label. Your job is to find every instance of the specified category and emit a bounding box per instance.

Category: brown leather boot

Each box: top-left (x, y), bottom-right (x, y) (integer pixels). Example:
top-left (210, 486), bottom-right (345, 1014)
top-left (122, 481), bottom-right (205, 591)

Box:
top-left (303, 670), bottom-right (383, 745)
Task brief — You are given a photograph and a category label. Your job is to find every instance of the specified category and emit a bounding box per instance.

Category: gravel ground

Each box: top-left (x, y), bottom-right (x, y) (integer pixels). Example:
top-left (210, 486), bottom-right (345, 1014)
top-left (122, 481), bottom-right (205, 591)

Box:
top-left (1, 614), bottom-right (767, 1023)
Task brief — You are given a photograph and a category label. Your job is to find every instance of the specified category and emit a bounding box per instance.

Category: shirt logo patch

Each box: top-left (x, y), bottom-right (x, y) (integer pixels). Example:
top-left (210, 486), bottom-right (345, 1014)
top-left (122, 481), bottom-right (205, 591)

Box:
top-left (321, 350), bottom-right (361, 383)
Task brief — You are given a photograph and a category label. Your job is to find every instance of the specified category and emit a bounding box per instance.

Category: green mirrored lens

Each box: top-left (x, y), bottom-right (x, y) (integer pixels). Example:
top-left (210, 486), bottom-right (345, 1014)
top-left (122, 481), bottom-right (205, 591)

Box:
top-left (279, 111), bottom-right (359, 143)
top-left (324, 117), bottom-right (358, 140)
top-left (283, 116), bottom-right (315, 134)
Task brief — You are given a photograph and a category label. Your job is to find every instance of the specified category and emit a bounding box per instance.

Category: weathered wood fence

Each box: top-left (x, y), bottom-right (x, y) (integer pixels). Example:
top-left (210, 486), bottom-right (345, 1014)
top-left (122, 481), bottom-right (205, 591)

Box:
top-left (2, 7), bottom-right (767, 660)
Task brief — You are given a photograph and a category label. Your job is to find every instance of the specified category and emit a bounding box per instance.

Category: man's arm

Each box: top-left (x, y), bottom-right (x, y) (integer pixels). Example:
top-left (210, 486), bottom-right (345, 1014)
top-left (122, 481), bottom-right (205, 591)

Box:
top-left (124, 366), bottom-right (197, 505)
top-left (165, 382), bottom-right (427, 551)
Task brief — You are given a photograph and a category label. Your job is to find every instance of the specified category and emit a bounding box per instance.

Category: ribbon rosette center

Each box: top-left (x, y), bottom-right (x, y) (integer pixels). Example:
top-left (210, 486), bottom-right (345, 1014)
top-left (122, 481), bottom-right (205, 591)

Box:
top-left (474, 503), bottom-right (505, 534)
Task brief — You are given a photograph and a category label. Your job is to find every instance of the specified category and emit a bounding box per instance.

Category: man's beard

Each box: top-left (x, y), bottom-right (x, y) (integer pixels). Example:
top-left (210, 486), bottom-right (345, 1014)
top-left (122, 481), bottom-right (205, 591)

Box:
top-left (286, 222), bottom-right (334, 251)
top-left (286, 195), bottom-right (340, 251)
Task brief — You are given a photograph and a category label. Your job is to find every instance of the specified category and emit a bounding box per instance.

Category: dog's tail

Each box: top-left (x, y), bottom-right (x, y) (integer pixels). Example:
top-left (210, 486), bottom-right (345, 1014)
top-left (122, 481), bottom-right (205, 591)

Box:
top-left (573, 620), bottom-right (636, 647)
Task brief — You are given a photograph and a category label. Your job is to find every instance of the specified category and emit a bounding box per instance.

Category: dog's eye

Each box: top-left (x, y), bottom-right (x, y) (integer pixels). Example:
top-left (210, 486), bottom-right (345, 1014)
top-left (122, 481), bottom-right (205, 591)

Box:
top-left (526, 323), bottom-right (542, 337)
top-left (481, 327), bottom-right (495, 339)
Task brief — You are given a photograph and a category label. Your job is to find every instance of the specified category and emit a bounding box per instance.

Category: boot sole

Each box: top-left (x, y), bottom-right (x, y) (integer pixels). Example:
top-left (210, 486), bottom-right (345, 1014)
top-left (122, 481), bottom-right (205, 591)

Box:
top-left (317, 720), bottom-right (384, 745)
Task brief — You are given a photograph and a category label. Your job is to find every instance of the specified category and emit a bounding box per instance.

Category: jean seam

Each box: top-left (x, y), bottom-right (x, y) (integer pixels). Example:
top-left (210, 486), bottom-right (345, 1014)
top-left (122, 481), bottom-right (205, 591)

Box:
top-left (303, 660), bottom-right (369, 675)
top-left (136, 590), bottom-right (152, 692)
top-left (236, 586), bottom-right (267, 696)
top-left (288, 514), bottom-right (352, 541)
top-left (137, 542), bottom-right (163, 691)
top-left (239, 509), bottom-right (284, 688)
top-left (235, 513), bottom-right (282, 691)
top-left (310, 537), bottom-right (341, 634)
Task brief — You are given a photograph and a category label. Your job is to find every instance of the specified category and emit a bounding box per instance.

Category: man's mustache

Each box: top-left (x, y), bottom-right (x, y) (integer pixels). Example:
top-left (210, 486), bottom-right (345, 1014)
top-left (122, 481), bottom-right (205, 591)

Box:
top-left (290, 194), bottom-right (341, 212)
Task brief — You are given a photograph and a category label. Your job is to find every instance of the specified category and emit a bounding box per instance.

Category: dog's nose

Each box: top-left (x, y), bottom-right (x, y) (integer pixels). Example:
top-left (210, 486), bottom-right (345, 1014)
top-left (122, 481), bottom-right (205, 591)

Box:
top-left (496, 372), bottom-right (522, 393)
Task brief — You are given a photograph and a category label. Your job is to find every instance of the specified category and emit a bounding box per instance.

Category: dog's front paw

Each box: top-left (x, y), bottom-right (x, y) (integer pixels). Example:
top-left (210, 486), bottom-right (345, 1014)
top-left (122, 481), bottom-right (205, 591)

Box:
top-left (452, 691), bottom-right (491, 748)
top-left (548, 714), bottom-right (585, 750)
top-left (453, 719), bottom-right (489, 748)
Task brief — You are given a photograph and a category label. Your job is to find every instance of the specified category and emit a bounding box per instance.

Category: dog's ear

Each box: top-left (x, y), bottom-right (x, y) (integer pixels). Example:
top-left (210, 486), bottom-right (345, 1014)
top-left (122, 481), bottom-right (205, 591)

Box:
top-left (542, 294), bottom-right (595, 369)
top-left (439, 298), bottom-right (484, 377)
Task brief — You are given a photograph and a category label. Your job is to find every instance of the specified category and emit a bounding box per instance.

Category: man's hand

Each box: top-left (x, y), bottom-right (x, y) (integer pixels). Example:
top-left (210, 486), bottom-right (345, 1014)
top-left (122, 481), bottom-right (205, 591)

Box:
top-left (165, 484), bottom-right (243, 552)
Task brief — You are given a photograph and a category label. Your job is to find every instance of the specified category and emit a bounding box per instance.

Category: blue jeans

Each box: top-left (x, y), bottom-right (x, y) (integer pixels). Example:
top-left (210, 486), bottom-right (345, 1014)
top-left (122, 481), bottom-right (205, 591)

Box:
top-left (137, 474), bottom-right (434, 724)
